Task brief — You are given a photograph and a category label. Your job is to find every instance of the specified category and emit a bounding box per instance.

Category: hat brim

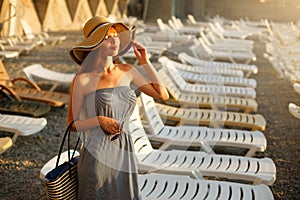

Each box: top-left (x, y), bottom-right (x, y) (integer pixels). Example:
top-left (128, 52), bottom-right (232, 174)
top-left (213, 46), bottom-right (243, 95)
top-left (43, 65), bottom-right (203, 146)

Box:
top-left (70, 23), bottom-right (137, 65)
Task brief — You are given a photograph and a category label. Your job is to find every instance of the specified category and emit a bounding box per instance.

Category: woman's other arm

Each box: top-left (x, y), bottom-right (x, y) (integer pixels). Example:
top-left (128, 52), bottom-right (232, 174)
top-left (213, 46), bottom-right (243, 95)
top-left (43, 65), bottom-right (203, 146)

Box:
top-left (131, 41), bottom-right (169, 100)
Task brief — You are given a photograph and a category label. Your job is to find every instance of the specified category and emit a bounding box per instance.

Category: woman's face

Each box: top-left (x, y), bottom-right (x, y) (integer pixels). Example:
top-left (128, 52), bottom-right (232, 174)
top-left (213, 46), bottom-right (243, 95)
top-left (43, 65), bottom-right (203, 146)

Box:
top-left (101, 27), bottom-right (120, 57)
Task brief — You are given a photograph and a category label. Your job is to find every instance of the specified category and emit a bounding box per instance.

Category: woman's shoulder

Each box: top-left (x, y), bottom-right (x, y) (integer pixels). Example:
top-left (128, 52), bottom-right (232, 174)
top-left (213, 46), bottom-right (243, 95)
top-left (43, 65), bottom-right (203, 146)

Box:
top-left (73, 72), bottom-right (99, 87)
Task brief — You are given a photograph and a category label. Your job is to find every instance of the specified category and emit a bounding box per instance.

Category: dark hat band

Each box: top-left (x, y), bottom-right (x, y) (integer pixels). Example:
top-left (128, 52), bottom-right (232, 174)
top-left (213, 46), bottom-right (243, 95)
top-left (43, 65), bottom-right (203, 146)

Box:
top-left (86, 22), bottom-right (110, 38)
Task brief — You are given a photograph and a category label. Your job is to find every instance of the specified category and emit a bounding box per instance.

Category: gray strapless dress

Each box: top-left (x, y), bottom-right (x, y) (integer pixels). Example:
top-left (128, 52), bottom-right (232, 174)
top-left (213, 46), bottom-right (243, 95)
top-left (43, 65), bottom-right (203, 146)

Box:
top-left (77, 86), bottom-right (140, 200)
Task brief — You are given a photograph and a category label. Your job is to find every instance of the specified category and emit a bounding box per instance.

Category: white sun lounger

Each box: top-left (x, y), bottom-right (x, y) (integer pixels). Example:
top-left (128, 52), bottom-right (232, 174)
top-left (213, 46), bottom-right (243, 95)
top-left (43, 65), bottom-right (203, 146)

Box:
top-left (139, 93), bottom-right (266, 157)
top-left (23, 64), bottom-right (75, 91)
top-left (0, 50), bottom-right (20, 60)
top-left (175, 67), bottom-right (257, 88)
top-left (159, 57), bottom-right (257, 88)
top-left (178, 52), bottom-right (258, 77)
top-left (157, 69), bottom-right (258, 113)
top-left (39, 151), bottom-right (274, 199)
top-left (141, 92), bottom-right (265, 131)
top-left (190, 37), bottom-right (256, 64)
top-left (159, 57), bottom-right (256, 99)
top-left (206, 29), bottom-right (254, 48)
top-left (159, 56), bottom-right (244, 77)
top-left (199, 31), bottom-right (254, 52)
top-left (0, 114), bottom-right (47, 154)
top-left (209, 22), bottom-right (252, 39)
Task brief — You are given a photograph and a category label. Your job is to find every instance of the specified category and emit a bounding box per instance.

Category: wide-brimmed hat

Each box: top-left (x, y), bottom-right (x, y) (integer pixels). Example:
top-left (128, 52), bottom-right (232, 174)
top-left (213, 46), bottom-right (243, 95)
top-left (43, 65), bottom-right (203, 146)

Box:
top-left (69, 16), bottom-right (136, 65)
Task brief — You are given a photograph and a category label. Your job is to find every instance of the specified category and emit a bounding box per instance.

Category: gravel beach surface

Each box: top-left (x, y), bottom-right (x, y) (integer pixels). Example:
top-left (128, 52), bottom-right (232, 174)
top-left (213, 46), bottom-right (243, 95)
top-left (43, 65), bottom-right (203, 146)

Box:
top-left (0, 30), bottom-right (299, 199)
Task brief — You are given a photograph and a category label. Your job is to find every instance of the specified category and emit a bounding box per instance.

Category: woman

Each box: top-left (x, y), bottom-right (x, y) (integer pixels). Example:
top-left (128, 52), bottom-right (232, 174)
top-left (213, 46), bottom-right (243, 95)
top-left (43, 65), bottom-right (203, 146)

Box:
top-left (67, 16), bottom-right (169, 199)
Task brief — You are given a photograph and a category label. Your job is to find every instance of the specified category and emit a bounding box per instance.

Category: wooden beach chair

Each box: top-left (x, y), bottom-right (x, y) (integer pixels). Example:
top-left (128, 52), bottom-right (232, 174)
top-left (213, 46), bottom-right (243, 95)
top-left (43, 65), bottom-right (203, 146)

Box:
top-left (0, 60), bottom-right (69, 107)
top-left (129, 105), bottom-right (276, 185)
top-left (0, 84), bottom-right (50, 117)
top-left (0, 114), bottom-right (47, 154)
top-left (139, 93), bottom-right (266, 157)
top-left (23, 63), bottom-right (75, 92)
top-left (157, 69), bottom-right (258, 113)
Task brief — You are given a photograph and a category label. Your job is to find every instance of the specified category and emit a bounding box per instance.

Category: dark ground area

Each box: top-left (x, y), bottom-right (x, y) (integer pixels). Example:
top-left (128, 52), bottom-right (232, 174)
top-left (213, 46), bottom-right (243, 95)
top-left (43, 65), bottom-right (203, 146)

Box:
top-left (0, 30), bottom-right (299, 199)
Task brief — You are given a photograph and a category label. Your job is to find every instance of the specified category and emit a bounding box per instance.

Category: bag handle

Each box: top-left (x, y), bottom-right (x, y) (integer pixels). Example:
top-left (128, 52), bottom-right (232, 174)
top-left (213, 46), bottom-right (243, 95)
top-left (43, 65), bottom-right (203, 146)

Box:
top-left (55, 120), bottom-right (80, 168)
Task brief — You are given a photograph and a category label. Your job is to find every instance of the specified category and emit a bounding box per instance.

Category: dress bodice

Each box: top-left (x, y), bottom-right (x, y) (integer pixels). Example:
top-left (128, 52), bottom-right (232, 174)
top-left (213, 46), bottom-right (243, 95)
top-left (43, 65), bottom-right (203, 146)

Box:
top-left (83, 86), bottom-right (137, 130)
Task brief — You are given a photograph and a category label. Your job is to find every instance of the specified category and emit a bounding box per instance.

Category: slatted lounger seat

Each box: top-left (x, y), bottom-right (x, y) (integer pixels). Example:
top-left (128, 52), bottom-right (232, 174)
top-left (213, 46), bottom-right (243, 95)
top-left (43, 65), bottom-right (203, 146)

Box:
top-left (0, 114), bottom-right (47, 154)
top-left (138, 173), bottom-right (274, 200)
top-left (23, 64), bottom-right (75, 92)
top-left (175, 67), bottom-right (257, 88)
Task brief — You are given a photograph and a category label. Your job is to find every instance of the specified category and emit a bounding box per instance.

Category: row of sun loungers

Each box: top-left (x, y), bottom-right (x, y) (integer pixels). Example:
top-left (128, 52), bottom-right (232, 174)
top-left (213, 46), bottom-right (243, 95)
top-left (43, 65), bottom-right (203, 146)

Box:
top-left (1, 14), bottom-right (278, 199)
top-left (262, 19), bottom-right (300, 119)
top-left (0, 19), bottom-right (66, 61)
top-left (129, 15), bottom-right (275, 199)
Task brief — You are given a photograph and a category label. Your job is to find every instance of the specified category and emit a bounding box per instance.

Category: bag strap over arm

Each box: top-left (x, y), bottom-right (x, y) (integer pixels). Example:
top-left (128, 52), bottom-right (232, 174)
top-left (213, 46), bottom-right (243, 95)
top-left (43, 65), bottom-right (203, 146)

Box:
top-left (55, 120), bottom-right (79, 168)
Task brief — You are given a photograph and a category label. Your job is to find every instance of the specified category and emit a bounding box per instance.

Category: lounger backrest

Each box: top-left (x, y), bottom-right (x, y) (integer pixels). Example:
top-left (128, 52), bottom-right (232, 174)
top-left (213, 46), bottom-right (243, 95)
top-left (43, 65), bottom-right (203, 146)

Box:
top-left (139, 93), bottom-right (165, 135)
top-left (200, 31), bottom-right (212, 45)
top-left (158, 57), bottom-right (187, 90)
top-left (198, 37), bottom-right (213, 54)
top-left (187, 14), bottom-right (197, 25)
top-left (157, 69), bottom-right (181, 99)
top-left (129, 105), bottom-right (154, 162)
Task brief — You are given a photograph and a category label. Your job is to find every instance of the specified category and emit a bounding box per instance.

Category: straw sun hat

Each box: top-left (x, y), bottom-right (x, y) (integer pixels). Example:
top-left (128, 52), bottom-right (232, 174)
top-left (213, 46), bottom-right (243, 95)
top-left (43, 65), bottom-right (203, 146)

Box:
top-left (70, 16), bottom-right (136, 65)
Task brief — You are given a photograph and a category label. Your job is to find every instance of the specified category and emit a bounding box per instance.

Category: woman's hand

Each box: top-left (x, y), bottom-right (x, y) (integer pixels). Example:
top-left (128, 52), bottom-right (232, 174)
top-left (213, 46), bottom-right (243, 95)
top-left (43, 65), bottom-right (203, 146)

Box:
top-left (97, 116), bottom-right (120, 135)
top-left (131, 40), bottom-right (149, 65)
